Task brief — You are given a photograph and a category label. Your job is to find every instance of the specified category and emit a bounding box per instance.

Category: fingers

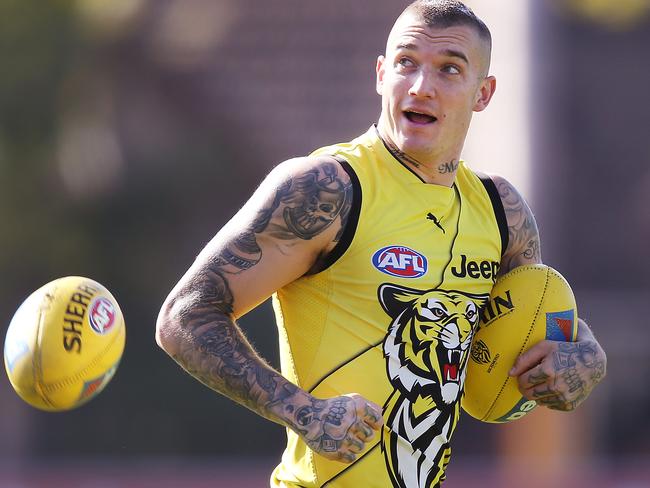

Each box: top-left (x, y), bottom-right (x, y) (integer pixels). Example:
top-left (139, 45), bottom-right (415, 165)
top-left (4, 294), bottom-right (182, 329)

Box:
top-left (344, 433), bottom-right (365, 454)
top-left (335, 432), bottom-right (368, 463)
top-left (355, 420), bottom-right (375, 441)
top-left (361, 399), bottom-right (384, 430)
top-left (347, 395), bottom-right (383, 447)
top-left (509, 340), bottom-right (555, 377)
top-left (517, 362), bottom-right (552, 390)
top-left (519, 366), bottom-right (574, 411)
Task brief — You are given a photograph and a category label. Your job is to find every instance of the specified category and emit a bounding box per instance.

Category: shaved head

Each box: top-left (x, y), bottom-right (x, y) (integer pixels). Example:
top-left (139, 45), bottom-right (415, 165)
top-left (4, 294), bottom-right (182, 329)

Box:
top-left (388, 0), bottom-right (492, 74)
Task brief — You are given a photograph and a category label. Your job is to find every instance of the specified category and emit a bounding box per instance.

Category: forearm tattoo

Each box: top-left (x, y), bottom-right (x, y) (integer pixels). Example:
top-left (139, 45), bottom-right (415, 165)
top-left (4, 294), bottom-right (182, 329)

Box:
top-left (169, 160), bottom-right (352, 423)
top-left (497, 178), bottom-right (541, 272)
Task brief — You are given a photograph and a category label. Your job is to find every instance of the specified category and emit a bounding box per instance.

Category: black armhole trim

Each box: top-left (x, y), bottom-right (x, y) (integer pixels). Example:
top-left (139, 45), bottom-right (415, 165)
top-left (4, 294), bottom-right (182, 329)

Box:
top-left (475, 172), bottom-right (509, 257)
top-left (318, 156), bottom-right (362, 271)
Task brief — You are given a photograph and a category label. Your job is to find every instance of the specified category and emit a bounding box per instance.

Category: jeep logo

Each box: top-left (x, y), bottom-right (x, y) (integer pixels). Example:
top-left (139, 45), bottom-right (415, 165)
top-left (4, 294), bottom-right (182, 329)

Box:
top-left (451, 254), bottom-right (500, 281)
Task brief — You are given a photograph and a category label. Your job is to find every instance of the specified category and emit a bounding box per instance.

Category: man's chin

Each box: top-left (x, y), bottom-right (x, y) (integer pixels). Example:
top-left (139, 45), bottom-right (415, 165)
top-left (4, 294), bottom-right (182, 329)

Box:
top-left (398, 129), bottom-right (439, 151)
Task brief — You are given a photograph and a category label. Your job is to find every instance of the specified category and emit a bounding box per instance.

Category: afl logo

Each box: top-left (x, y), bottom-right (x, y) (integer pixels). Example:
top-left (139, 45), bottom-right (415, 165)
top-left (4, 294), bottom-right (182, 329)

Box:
top-left (372, 246), bottom-right (428, 278)
top-left (89, 297), bottom-right (116, 335)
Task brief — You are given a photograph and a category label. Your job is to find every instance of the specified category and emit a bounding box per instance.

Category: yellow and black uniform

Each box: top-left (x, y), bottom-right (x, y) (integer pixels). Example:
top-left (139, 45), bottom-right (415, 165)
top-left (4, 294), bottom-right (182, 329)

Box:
top-left (270, 126), bottom-right (508, 488)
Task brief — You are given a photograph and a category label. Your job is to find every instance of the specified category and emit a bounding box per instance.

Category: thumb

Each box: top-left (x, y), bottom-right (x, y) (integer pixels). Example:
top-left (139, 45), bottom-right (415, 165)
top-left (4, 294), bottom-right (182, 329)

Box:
top-left (509, 340), bottom-right (556, 376)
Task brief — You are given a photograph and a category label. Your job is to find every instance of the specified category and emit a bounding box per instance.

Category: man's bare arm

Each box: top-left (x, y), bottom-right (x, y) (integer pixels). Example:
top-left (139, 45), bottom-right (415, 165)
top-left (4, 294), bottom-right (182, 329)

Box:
top-left (156, 156), bottom-right (382, 462)
top-left (491, 174), bottom-right (607, 411)
top-left (492, 174), bottom-right (541, 272)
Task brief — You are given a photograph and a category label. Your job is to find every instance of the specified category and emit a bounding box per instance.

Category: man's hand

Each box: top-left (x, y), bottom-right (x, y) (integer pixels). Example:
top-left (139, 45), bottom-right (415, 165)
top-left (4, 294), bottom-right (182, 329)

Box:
top-left (509, 320), bottom-right (606, 411)
top-left (291, 393), bottom-right (384, 463)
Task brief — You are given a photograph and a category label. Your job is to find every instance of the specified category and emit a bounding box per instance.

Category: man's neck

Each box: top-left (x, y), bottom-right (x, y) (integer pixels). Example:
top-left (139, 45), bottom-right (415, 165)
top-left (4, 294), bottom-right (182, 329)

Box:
top-left (376, 126), bottom-right (459, 187)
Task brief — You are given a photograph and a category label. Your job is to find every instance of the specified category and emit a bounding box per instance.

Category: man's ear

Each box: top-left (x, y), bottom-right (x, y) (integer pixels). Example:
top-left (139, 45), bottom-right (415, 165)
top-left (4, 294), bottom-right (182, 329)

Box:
top-left (473, 75), bottom-right (496, 112)
top-left (376, 55), bottom-right (386, 96)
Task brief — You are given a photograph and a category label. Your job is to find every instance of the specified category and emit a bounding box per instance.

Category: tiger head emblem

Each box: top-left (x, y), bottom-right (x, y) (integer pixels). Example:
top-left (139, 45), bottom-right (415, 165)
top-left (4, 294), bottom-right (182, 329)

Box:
top-left (379, 284), bottom-right (489, 406)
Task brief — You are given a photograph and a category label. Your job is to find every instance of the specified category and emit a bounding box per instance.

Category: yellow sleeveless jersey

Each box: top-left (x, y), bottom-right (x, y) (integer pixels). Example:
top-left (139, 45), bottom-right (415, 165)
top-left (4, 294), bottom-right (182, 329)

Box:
top-left (270, 126), bottom-right (508, 488)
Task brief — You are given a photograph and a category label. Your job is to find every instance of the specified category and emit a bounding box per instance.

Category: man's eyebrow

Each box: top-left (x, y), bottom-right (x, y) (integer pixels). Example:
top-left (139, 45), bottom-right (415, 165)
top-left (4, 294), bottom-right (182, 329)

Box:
top-left (443, 49), bottom-right (469, 64)
top-left (395, 44), bottom-right (469, 65)
top-left (396, 42), bottom-right (418, 51)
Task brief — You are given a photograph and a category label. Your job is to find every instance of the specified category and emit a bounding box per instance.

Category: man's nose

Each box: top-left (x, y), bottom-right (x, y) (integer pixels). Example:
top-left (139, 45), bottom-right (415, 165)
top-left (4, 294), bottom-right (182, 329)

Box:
top-left (408, 71), bottom-right (436, 98)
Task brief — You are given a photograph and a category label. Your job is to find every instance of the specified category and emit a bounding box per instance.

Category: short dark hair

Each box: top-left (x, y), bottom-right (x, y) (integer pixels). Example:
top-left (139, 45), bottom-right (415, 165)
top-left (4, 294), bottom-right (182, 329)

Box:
top-left (402, 0), bottom-right (492, 48)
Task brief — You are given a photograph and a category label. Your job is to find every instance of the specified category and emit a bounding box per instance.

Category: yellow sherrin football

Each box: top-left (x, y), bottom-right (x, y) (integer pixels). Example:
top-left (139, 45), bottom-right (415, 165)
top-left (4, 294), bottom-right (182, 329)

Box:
top-left (4, 276), bottom-right (125, 411)
top-left (462, 264), bottom-right (577, 423)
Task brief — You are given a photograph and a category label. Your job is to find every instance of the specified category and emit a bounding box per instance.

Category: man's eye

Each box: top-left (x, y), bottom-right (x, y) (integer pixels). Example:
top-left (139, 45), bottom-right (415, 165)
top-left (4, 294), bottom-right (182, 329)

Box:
top-left (442, 64), bottom-right (461, 75)
top-left (397, 57), bottom-right (415, 68)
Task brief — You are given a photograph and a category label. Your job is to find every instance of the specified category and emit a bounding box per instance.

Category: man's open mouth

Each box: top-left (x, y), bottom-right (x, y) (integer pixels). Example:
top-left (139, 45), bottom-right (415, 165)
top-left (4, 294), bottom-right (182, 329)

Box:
top-left (404, 110), bottom-right (437, 124)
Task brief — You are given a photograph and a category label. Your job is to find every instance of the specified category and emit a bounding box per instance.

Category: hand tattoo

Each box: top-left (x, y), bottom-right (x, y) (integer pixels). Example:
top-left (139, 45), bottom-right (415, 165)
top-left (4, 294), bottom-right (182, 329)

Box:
top-left (546, 341), bottom-right (606, 410)
top-left (288, 397), bottom-right (356, 456)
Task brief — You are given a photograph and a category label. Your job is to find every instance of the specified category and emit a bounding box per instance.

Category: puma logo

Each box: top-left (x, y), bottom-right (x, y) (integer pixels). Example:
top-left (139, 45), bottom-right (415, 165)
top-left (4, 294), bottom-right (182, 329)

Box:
top-left (426, 213), bottom-right (445, 234)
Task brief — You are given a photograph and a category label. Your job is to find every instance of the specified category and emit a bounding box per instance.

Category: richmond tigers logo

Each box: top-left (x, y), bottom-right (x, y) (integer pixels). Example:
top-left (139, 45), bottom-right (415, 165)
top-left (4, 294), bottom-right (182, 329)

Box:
top-left (471, 340), bottom-right (492, 365)
top-left (378, 284), bottom-right (488, 488)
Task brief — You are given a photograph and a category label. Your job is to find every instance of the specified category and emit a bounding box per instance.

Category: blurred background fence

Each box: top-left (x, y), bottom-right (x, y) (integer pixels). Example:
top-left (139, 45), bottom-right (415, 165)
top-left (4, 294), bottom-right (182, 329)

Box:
top-left (1, 0), bottom-right (649, 486)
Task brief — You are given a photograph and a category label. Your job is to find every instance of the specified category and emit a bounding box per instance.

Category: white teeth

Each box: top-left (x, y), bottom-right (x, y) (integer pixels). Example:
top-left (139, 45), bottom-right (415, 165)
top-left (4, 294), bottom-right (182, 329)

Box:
top-left (448, 350), bottom-right (453, 363)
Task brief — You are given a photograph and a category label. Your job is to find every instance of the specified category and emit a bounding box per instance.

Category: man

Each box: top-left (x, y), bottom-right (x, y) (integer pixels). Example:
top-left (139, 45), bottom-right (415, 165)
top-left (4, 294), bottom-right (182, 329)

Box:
top-left (155, 1), bottom-right (606, 487)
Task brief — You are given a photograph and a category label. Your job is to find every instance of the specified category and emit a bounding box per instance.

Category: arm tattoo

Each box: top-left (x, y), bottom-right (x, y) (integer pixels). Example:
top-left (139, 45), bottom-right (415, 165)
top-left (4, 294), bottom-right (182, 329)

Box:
top-left (496, 178), bottom-right (541, 272)
top-left (168, 159), bottom-right (353, 424)
top-left (281, 162), bottom-right (349, 240)
top-left (171, 266), bottom-right (302, 419)
top-left (218, 160), bottom-right (351, 274)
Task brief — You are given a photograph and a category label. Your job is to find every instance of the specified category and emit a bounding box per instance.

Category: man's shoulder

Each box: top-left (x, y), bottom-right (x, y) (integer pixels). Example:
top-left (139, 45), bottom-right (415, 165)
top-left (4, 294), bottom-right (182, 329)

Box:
top-left (477, 173), bottom-right (526, 207)
top-left (483, 173), bottom-right (542, 272)
top-left (308, 126), bottom-right (377, 160)
top-left (270, 155), bottom-right (351, 186)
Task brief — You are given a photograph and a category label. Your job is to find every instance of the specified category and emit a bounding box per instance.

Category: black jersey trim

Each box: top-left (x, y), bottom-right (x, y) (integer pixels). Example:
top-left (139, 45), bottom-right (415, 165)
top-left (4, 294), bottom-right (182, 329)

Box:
top-left (317, 156), bottom-right (362, 272)
top-left (475, 172), bottom-right (509, 257)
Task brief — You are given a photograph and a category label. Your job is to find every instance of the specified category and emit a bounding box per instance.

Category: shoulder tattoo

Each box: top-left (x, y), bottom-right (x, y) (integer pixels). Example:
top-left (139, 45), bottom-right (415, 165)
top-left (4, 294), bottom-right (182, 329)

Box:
top-left (219, 159), bottom-right (352, 275)
top-left (495, 177), bottom-right (541, 272)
